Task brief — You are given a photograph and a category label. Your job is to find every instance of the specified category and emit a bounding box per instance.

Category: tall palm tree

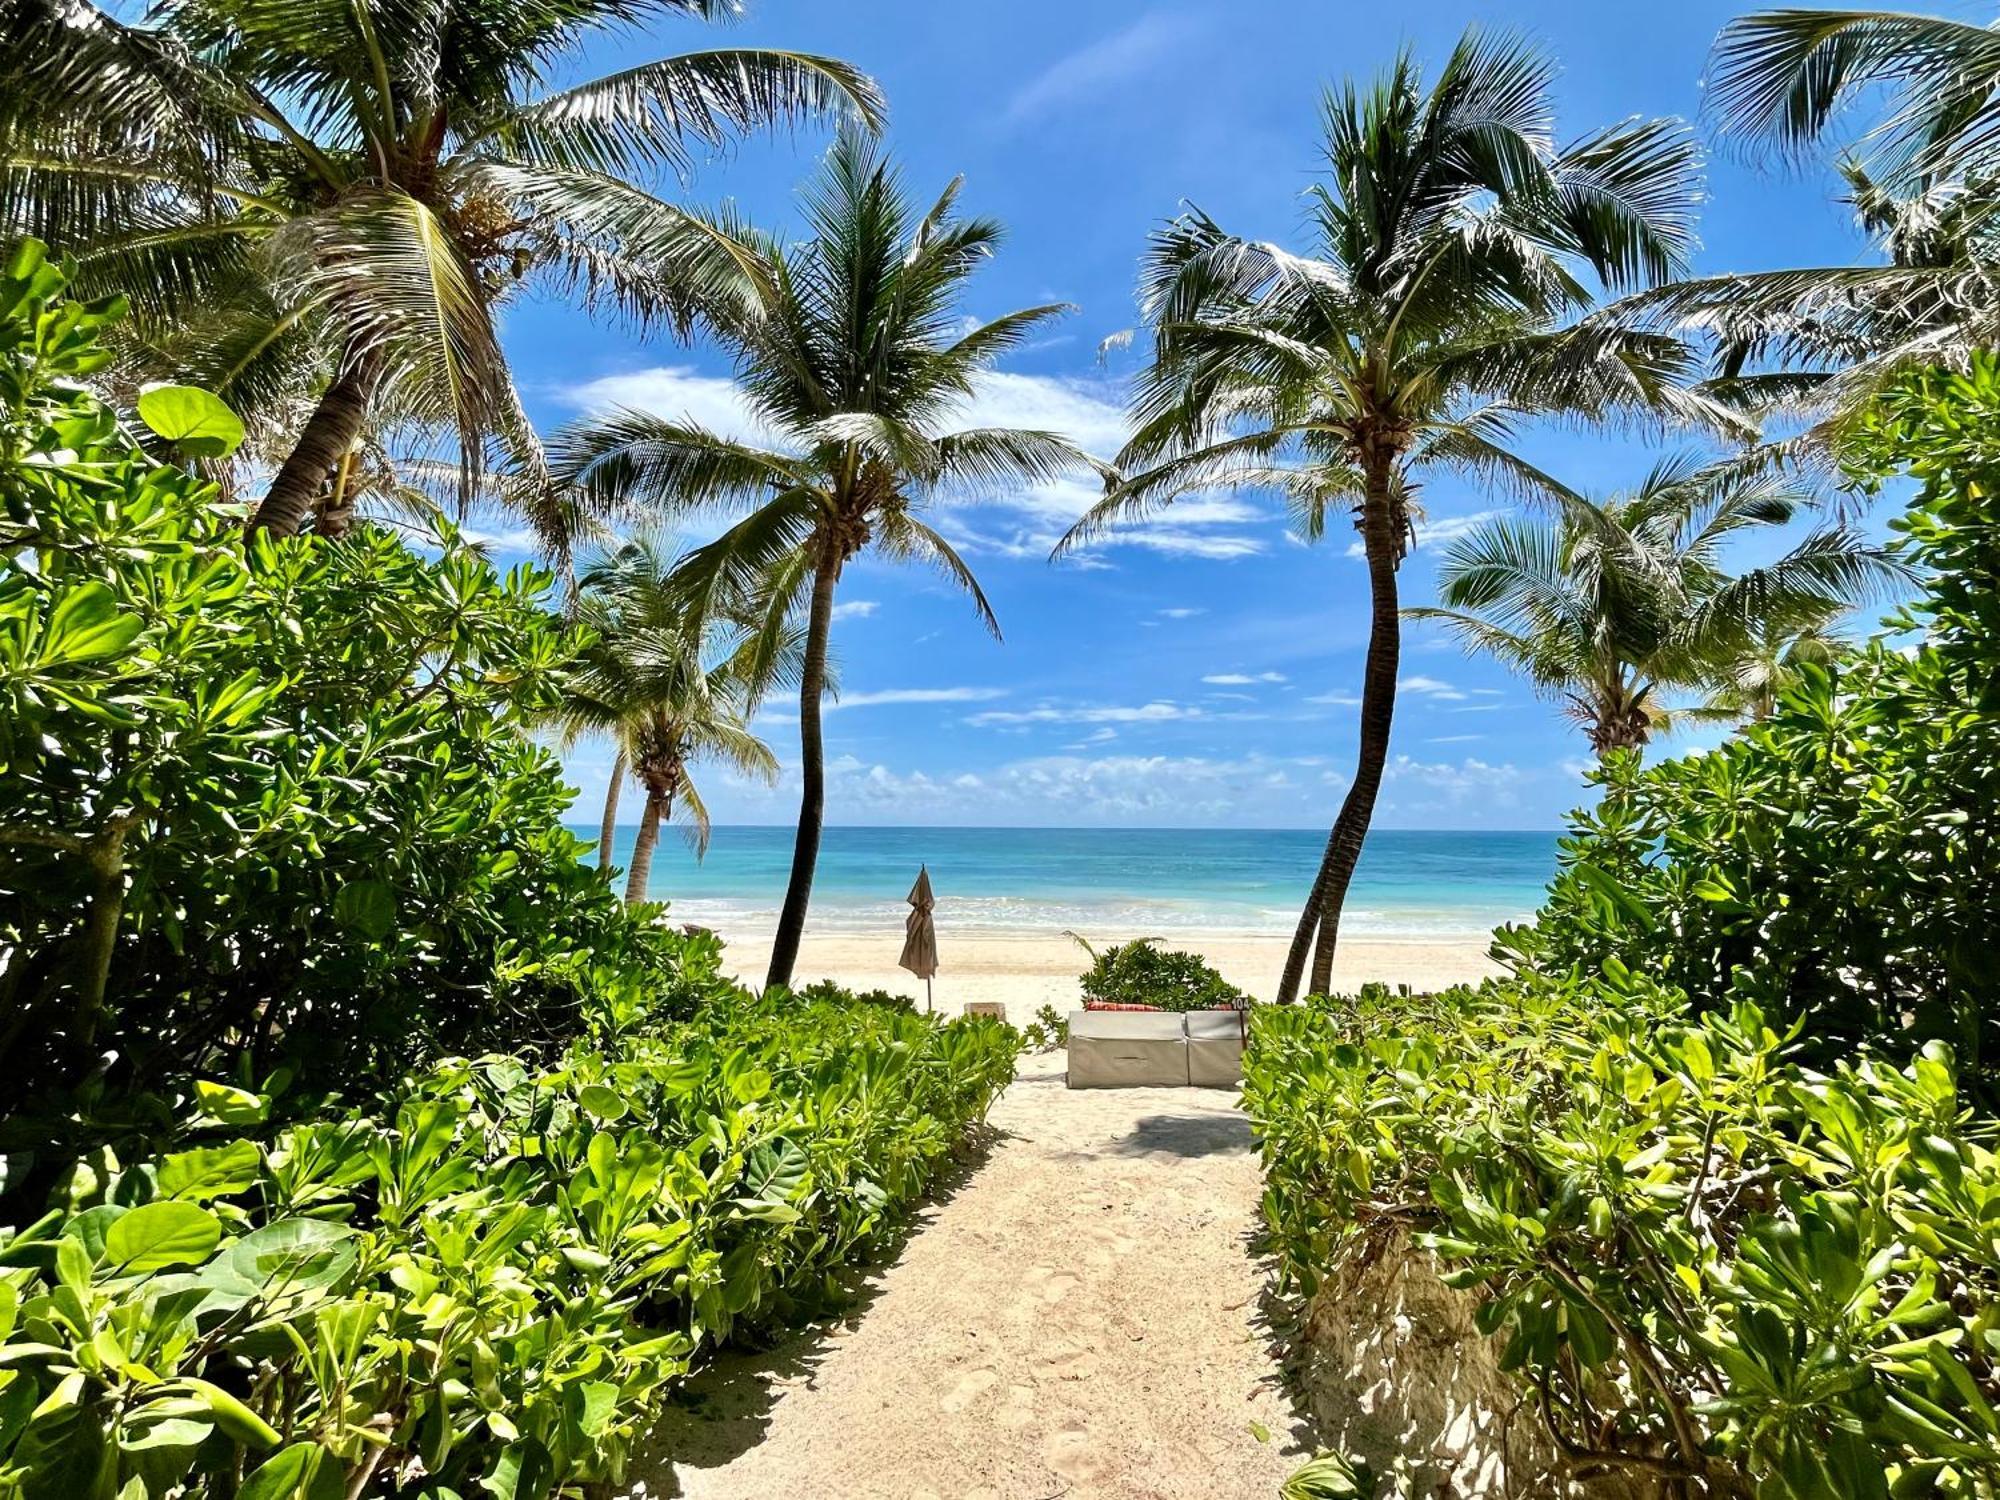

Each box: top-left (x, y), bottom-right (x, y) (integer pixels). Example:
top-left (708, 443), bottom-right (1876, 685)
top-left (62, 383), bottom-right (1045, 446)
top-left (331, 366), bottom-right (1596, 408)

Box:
top-left (1060, 31), bottom-right (1726, 1002)
top-left (550, 133), bottom-right (1104, 986)
top-left (1608, 9), bottom-right (2000, 433)
top-left (1406, 454), bottom-right (1907, 756)
top-left (0, 0), bottom-right (881, 540)
top-left (563, 536), bottom-right (784, 905)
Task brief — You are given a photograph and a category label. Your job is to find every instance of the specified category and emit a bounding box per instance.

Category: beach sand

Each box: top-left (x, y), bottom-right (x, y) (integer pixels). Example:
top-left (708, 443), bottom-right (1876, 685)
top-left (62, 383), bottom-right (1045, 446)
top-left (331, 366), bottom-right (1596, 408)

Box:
top-left (710, 924), bottom-right (1504, 1012)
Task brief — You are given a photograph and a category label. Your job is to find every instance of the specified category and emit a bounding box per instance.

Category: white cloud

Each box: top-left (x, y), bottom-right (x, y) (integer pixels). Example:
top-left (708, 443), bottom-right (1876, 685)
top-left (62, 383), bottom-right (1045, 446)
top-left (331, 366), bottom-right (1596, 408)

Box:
top-left (1427, 734), bottom-right (1486, 744)
top-left (1305, 691), bottom-right (1362, 706)
top-left (1399, 675), bottom-right (1469, 702)
top-left (1347, 509), bottom-right (1502, 560)
top-left (564, 366), bottom-right (770, 443)
top-left (1203, 671), bottom-right (1287, 686)
top-left (1002, 13), bottom-right (1203, 126)
top-left (561, 364), bottom-right (1273, 565)
top-left (833, 686), bottom-right (1006, 711)
top-left (1158, 606), bottom-right (1206, 619)
top-left (831, 600), bottom-right (879, 622)
top-left (968, 700), bottom-right (1199, 728)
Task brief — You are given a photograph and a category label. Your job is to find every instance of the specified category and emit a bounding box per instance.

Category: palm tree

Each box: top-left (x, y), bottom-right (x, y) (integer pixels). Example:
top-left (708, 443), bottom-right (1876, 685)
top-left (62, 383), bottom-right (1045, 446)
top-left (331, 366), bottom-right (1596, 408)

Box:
top-left (1060, 30), bottom-right (1725, 1002)
top-left (1406, 454), bottom-right (1907, 756)
top-left (1701, 617), bottom-right (1849, 724)
top-left (563, 536), bottom-right (784, 905)
top-left (1607, 9), bottom-right (2000, 433)
top-left (0, 0), bottom-right (881, 540)
top-left (550, 132), bottom-right (1104, 986)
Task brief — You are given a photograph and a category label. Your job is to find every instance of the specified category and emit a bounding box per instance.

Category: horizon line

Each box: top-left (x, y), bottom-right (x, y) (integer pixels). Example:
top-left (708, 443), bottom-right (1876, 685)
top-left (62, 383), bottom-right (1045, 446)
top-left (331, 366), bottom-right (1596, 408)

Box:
top-left (574, 822), bottom-right (1566, 834)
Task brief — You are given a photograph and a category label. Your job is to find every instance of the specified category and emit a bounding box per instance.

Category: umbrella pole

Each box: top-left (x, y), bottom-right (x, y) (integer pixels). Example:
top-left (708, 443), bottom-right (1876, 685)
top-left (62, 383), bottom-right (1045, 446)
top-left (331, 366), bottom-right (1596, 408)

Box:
top-left (926, 976), bottom-right (933, 1014)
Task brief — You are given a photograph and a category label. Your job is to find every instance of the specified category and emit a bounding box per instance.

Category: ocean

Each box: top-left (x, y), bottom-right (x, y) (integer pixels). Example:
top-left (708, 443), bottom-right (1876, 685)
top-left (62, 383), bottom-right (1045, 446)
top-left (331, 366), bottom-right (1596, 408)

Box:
top-left (579, 825), bottom-right (1560, 941)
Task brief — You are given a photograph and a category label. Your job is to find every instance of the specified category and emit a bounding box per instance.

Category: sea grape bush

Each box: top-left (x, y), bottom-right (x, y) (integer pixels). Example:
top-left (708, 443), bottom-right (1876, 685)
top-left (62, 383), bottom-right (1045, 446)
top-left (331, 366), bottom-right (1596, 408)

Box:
top-left (1244, 975), bottom-right (2000, 1498)
top-left (0, 243), bottom-right (700, 1182)
top-left (0, 990), bottom-right (1019, 1499)
top-left (1498, 357), bottom-right (2000, 1095)
top-left (1076, 937), bottom-right (1247, 1012)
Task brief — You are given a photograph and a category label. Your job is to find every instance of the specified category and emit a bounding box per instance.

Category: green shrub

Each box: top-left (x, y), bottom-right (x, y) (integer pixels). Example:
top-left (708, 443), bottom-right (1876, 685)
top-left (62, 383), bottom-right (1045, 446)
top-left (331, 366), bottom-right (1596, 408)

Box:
top-left (0, 242), bottom-right (703, 1184)
top-left (1076, 937), bottom-right (1247, 1011)
top-left (794, 979), bottom-right (917, 1014)
top-left (1244, 974), bottom-right (2000, 1498)
top-left (1022, 1003), bottom-right (1069, 1051)
top-left (0, 990), bottom-right (1019, 1499)
top-left (1499, 358), bottom-right (2000, 1093)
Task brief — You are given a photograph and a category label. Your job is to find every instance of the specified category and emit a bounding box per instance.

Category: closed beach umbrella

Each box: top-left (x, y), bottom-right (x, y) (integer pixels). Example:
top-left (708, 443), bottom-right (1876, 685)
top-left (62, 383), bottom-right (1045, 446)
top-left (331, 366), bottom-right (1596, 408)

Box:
top-left (899, 865), bottom-right (938, 1010)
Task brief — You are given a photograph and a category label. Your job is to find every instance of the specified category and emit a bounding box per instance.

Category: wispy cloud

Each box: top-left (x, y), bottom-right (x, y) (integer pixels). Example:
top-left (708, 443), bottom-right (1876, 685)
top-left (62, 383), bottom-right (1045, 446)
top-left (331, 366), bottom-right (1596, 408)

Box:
top-left (968, 700), bottom-right (1199, 728)
top-left (1348, 509), bottom-right (1502, 560)
top-left (1158, 606), bottom-right (1206, 619)
top-left (561, 366), bottom-right (1267, 566)
top-left (1002, 12), bottom-right (1204, 127)
top-left (836, 686), bottom-right (1006, 711)
top-left (1203, 671), bottom-right (1287, 686)
top-left (831, 600), bottom-right (879, 622)
top-left (1399, 675), bottom-right (1469, 702)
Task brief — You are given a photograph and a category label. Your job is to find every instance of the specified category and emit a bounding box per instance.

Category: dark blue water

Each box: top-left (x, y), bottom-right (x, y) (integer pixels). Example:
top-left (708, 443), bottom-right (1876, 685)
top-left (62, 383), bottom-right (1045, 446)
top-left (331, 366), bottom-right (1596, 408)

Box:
top-left (578, 825), bottom-right (1558, 938)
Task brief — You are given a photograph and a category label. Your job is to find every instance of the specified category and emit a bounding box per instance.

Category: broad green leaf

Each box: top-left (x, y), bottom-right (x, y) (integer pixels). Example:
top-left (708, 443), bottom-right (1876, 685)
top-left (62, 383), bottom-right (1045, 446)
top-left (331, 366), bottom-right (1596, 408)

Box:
top-left (334, 879), bottom-right (397, 941)
top-left (104, 1202), bottom-right (221, 1273)
top-left (241, 1442), bottom-right (345, 1500)
top-left (136, 384), bottom-right (245, 458)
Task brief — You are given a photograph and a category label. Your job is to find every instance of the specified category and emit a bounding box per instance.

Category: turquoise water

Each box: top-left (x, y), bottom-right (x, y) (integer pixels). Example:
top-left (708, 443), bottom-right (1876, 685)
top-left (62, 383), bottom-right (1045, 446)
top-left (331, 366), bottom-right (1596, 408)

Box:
top-left (579, 825), bottom-right (1559, 939)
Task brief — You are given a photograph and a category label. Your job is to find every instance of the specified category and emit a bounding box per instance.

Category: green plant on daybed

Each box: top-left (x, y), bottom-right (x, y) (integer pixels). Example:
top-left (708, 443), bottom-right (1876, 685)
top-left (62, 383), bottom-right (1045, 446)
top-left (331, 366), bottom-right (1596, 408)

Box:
top-left (1071, 934), bottom-right (1247, 1012)
top-left (0, 989), bottom-right (1020, 1500)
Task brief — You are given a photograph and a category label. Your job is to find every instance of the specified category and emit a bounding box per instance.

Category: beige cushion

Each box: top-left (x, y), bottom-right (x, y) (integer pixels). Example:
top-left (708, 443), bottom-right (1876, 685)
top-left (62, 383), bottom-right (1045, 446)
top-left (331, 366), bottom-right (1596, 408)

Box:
top-left (1066, 1010), bottom-right (1188, 1088)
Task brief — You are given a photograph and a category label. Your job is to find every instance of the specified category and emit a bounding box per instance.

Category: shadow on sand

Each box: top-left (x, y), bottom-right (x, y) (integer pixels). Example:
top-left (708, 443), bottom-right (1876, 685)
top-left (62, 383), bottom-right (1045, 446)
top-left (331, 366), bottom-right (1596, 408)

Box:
top-left (622, 1122), bottom-right (1010, 1497)
top-left (1109, 1111), bottom-right (1254, 1159)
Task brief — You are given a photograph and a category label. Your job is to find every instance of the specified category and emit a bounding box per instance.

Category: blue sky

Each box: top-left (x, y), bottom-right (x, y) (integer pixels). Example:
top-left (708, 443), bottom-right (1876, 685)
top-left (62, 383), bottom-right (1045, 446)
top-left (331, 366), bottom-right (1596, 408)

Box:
top-left (497, 0), bottom-right (1927, 830)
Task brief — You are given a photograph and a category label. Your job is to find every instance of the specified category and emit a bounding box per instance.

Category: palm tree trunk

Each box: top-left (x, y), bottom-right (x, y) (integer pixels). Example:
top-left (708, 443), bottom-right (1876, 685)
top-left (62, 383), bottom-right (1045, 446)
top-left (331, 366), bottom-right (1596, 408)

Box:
top-left (1278, 463), bottom-right (1403, 1002)
top-left (625, 790), bottom-right (663, 906)
top-left (599, 750), bottom-right (624, 871)
top-left (251, 341), bottom-right (385, 537)
top-left (766, 559), bottom-right (839, 990)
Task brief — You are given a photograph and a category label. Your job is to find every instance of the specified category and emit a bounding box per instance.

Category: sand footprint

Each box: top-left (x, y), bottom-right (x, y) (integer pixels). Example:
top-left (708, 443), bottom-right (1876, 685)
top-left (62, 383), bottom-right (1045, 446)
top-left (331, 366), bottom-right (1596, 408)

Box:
top-left (939, 1366), bottom-right (998, 1414)
top-left (1038, 1269), bottom-right (1079, 1305)
top-left (1045, 1426), bottom-right (1110, 1483)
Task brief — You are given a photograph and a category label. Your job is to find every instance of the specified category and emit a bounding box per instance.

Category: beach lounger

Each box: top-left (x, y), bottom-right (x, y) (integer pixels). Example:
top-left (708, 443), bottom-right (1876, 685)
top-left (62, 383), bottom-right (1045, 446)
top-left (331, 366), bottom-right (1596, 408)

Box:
top-left (1183, 1009), bottom-right (1247, 1089)
top-left (1065, 1010), bottom-right (1189, 1088)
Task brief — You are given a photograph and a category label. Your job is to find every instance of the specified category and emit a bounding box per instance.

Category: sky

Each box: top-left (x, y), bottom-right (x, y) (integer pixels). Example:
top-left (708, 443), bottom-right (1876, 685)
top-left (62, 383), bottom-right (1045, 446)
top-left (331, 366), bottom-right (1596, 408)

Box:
top-left (493, 0), bottom-right (1939, 831)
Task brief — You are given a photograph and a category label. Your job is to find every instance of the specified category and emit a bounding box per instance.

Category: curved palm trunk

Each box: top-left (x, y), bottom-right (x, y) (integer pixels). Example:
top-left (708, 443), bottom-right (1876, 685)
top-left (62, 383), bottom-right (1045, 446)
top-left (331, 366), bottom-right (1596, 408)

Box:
top-left (252, 341), bottom-right (385, 537)
top-left (1278, 464), bottom-right (1402, 1002)
top-left (599, 749), bottom-right (625, 871)
top-left (624, 787), bottom-right (672, 906)
top-left (766, 559), bottom-right (839, 990)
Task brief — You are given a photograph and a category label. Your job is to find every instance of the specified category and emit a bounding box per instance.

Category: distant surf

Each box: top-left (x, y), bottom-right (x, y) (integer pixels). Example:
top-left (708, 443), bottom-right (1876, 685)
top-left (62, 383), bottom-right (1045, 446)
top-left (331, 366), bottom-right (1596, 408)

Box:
top-left (575, 825), bottom-right (1560, 940)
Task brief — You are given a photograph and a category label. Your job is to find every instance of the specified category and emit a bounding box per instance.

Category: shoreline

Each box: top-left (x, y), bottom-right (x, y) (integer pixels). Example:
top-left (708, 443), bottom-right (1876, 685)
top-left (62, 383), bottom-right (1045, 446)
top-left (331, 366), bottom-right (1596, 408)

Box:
top-left (704, 922), bottom-right (1506, 1011)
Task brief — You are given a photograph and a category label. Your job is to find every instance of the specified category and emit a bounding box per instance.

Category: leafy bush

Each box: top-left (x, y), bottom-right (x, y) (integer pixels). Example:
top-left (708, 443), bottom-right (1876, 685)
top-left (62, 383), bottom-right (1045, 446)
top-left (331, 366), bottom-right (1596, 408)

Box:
top-left (0, 242), bottom-right (700, 1182)
top-left (1075, 937), bottom-right (1247, 1012)
top-left (1022, 1003), bottom-right (1069, 1052)
top-left (0, 990), bottom-right (1019, 1499)
top-left (794, 979), bottom-right (916, 1014)
top-left (1498, 358), bottom-right (2000, 1092)
top-left (1245, 974), bottom-right (2000, 1498)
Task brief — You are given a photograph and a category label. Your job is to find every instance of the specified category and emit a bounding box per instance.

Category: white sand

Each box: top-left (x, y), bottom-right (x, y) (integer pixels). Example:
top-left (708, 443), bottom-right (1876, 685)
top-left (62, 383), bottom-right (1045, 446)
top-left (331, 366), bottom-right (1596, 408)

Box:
top-left (710, 924), bottom-right (1503, 1013)
top-left (630, 1050), bottom-right (1307, 1499)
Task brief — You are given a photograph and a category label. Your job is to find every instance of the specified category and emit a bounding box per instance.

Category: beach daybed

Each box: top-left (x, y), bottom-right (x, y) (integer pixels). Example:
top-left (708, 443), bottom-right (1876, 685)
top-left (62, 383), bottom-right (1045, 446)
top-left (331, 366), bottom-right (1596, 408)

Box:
top-left (1065, 1009), bottom-right (1246, 1089)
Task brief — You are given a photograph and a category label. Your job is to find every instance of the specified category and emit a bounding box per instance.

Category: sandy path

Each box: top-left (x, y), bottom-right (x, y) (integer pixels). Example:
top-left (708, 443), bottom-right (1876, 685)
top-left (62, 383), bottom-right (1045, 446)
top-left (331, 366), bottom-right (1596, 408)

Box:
top-left (629, 1050), bottom-right (1304, 1499)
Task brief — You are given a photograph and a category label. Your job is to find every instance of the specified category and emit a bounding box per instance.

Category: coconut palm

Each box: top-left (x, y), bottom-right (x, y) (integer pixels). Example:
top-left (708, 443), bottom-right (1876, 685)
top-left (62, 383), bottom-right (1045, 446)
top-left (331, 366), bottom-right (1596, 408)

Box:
top-left (0, 0), bottom-right (881, 540)
top-left (1059, 30), bottom-right (1726, 1002)
top-left (550, 132), bottom-right (1104, 985)
top-left (562, 536), bottom-right (785, 905)
top-left (1406, 454), bottom-right (1908, 756)
top-left (1607, 8), bottom-right (2000, 434)
top-left (1699, 618), bottom-right (1849, 724)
